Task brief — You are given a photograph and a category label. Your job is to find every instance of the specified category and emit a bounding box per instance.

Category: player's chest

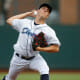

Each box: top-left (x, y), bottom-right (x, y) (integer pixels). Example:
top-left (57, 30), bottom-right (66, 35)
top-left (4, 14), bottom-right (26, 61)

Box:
top-left (20, 24), bottom-right (43, 38)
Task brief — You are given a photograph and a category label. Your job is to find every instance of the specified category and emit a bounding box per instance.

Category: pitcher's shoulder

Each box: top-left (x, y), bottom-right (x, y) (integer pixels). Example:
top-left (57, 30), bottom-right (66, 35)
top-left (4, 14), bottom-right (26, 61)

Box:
top-left (44, 24), bottom-right (56, 34)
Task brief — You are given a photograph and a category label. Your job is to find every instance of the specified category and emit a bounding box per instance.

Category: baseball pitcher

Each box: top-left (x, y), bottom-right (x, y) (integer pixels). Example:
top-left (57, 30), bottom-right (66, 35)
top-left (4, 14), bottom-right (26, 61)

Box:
top-left (2, 3), bottom-right (61, 80)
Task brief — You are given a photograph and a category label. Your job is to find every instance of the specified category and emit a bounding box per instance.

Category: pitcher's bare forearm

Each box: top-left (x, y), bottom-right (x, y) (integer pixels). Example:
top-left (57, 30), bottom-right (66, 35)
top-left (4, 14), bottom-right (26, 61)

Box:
top-left (6, 12), bottom-right (33, 25)
top-left (36, 45), bottom-right (59, 53)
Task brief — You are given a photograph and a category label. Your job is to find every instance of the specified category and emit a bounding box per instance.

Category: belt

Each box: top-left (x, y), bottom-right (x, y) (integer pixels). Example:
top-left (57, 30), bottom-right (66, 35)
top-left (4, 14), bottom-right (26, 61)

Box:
top-left (16, 53), bottom-right (35, 60)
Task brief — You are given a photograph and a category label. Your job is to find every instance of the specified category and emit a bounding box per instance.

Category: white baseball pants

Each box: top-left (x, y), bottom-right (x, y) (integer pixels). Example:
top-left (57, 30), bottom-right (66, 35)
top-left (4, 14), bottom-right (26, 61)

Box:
top-left (6, 52), bottom-right (49, 80)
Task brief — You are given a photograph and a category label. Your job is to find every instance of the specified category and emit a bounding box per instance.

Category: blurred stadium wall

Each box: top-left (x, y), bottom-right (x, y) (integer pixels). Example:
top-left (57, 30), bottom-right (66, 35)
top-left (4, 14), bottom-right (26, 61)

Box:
top-left (0, 0), bottom-right (80, 70)
top-left (0, 24), bottom-right (80, 70)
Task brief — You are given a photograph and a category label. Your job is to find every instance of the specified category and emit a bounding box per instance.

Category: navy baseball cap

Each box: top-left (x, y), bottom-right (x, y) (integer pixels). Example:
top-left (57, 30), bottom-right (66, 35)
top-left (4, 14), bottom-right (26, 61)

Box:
top-left (39, 3), bottom-right (52, 13)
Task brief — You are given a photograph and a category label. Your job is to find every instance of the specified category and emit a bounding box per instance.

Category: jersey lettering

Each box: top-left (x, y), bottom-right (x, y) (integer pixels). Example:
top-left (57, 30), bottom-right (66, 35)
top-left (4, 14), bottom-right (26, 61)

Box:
top-left (22, 28), bottom-right (35, 37)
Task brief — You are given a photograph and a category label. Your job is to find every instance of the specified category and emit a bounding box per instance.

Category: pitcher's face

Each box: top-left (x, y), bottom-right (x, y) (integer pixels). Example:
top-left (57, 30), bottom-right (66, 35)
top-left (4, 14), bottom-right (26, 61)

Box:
top-left (37, 6), bottom-right (49, 19)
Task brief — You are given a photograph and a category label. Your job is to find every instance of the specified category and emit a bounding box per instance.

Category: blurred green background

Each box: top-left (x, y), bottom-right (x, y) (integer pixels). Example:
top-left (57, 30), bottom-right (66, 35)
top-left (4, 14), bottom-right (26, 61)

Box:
top-left (0, 24), bottom-right (80, 70)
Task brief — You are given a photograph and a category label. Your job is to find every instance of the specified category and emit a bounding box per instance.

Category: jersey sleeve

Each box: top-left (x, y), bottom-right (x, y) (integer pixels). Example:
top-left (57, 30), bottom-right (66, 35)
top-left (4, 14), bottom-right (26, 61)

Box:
top-left (11, 19), bottom-right (30, 32)
top-left (45, 28), bottom-right (61, 46)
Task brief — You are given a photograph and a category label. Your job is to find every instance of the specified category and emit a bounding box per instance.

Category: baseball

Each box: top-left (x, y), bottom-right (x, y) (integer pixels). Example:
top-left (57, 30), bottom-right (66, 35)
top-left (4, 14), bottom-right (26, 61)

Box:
top-left (33, 11), bottom-right (38, 16)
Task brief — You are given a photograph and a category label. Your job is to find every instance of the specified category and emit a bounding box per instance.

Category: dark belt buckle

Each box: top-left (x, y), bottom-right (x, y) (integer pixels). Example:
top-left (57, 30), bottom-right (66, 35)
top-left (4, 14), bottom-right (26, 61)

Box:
top-left (21, 56), bottom-right (35, 60)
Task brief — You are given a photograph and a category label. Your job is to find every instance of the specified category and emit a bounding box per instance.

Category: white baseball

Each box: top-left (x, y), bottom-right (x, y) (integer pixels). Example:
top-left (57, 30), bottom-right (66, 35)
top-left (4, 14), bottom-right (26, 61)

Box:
top-left (33, 11), bottom-right (38, 16)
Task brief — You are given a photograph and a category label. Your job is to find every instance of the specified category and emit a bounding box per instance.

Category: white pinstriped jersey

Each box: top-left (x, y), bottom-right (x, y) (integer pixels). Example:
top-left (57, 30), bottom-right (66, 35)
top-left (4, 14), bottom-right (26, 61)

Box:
top-left (12, 19), bottom-right (61, 57)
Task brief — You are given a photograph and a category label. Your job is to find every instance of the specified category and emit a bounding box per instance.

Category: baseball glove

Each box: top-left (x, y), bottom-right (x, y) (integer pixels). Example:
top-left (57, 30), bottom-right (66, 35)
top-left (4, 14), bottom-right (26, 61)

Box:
top-left (32, 32), bottom-right (48, 51)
